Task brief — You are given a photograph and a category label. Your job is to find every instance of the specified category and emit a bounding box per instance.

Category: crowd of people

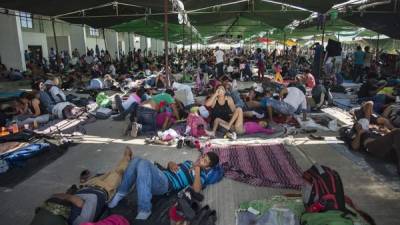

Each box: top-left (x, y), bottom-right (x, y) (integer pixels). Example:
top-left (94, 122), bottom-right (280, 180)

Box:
top-left (1, 38), bottom-right (400, 224)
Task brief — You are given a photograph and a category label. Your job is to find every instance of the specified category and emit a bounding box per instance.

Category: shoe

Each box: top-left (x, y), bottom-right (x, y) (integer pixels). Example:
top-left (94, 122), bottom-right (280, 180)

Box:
top-left (225, 132), bottom-right (237, 141)
top-left (135, 211), bottom-right (151, 220)
top-left (107, 193), bottom-right (125, 208)
top-left (177, 138), bottom-right (184, 149)
top-left (114, 95), bottom-right (124, 113)
top-left (252, 111), bottom-right (265, 119)
top-left (231, 132), bottom-right (237, 141)
top-left (124, 122), bottom-right (132, 136)
top-left (144, 137), bottom-right (153, 144)
top-left (309, 134), bottom-right (324, 140)
top-left (130, 122), bottom-right (142, 138)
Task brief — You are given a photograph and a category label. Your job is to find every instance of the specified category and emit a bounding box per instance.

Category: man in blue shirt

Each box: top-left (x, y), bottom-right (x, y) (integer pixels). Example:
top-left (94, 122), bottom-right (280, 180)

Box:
top-left (353, 46), bottom-right (365, 82)
top-left (108, 151), bottom-right (220, 220)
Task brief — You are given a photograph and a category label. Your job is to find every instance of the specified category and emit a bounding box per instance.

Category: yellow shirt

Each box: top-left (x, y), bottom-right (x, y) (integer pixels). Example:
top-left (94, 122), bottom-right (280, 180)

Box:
top-left (275, 72), bottom-right (283, 83)
top-left (378, 87), bottom-right (394, 95)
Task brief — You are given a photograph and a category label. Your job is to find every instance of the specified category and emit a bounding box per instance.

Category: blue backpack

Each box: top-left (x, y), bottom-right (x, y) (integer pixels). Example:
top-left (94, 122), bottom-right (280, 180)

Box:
top-left (204, 164), bottom-right (224, 185)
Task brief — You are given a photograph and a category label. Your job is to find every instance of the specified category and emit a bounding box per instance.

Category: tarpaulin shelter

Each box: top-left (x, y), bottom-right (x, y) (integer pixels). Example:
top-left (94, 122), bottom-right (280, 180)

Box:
top-left (0, 0), bottom-right (398, 42)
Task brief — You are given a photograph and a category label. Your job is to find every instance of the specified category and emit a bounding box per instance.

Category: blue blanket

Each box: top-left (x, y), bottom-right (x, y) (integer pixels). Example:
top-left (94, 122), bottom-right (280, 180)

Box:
top-left (1, 143), bottom-right (50, 167)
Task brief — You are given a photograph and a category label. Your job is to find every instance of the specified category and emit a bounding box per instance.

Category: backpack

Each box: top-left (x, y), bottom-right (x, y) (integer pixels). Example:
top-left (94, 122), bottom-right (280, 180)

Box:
top-left (338, 126), bottom-right (355, 146)
top-left (302, 164), bottom-right (347, 213)
top-left (382, 104), bottom-right (400, 128)
top-left (95, 107), bottom-right (112, 119)
top-left (204, 164), bottom-right (224, 185)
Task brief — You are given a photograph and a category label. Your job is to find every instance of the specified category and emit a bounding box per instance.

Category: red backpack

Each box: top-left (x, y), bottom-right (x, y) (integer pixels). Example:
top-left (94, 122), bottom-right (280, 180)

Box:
top-left (303, 164), bottom-right (376, 225)
top-left (302, 164), bottom-right (347, 213)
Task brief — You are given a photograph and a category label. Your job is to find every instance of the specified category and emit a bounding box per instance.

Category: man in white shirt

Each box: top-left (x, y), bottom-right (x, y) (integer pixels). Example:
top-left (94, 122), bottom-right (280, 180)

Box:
top-left (214, 46), bottom-right (225, 79)
top-left (172, 81), bottom-right (195, 108)
top-left (261, 87), bottom-right (307, 122)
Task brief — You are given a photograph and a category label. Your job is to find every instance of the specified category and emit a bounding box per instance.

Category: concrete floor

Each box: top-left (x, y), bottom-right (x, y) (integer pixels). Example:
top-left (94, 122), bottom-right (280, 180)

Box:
top-left (1, 78), bottom-right (400, 224)
top-left (0, 119), bottom-right (399, 225)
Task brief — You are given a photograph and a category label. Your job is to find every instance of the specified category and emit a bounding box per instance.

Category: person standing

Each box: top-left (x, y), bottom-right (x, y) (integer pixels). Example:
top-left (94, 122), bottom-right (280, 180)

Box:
top-left (256, 48), bottom-right (265, 81)
top-left (364, 46), bottom-right (372, 75)
top-left (214, 46), bottom-right (224, 79)
top-left (353, 46), bottom-right (365, 82)
top-left (312, 43), bottom-right (323, 84)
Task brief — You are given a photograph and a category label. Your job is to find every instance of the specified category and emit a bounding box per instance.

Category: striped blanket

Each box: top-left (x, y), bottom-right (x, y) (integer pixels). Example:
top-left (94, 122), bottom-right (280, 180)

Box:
top-left (206, 144), bottom-right (303, 189)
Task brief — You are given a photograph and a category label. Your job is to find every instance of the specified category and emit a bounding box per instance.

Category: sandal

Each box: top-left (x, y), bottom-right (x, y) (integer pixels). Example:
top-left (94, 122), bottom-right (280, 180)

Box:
top-left (309, 134), bottom-right (325, 140)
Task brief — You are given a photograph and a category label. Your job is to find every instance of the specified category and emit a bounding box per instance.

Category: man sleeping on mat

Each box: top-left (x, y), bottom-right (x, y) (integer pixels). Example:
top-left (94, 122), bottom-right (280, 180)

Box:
top-left (30, 147), bottom-right (133, 225)
top-left (107, 151), bottom-right (220, 220)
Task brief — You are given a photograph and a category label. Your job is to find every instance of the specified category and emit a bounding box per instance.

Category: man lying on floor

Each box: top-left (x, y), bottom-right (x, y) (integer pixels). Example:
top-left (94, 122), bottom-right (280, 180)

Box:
top-left (261, 86), bottom-right (308, 123)
top-left (30, 147), bottom-right (133, 225)
top-left (107, 151), bottom-right (220, 220)
top-left (351, 118), bottom-right (400, 175)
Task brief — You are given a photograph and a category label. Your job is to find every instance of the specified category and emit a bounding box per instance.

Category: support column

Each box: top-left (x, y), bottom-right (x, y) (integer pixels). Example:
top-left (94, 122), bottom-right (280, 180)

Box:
top-left (283, 31), bottom-right (287, 56)
top-left (102, 28), bottom-right (108, 51)
top-left (0, 11), bottom-right (25, 71)
top-left (164, 0), bottom-right (170, 87)
top-left (376, 34), bottom-right (380, 59)
top-left (104, 29), bottom-right (119, 60)
top-left (182, 22), bottom-right (185, 51)
top-left (70, 25), bottom-right (87, 56)
top-left (190, 26), bottom-right (193, 53)
top-left (51, 19), bottom-right (59, 63)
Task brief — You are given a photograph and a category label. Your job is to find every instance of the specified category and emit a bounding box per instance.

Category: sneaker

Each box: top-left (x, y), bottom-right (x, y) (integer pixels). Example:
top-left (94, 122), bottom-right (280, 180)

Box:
top-left (225, 132), bottom-right (237, 141)
top-left (130, 122), bottom-right (141, 138)
top-left (108, 193), bottom-right (125, 208)
top-left (131, 122), bottom-right (138, 138)
top-left (231, 132), bottom-right (237, 141)
top-left (252, 111), bottom-right (265, 119)
top-left (177, 138), bottom-right (184, 149)
top-left (136, 211), bottom-right (152, 220)
top-left (124, 122), bottom-right (132, 136)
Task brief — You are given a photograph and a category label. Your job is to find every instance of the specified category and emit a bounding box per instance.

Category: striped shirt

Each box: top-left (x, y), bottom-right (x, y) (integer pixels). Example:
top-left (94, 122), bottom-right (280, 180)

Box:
top-left (163, 161), bottom-right (207, 191)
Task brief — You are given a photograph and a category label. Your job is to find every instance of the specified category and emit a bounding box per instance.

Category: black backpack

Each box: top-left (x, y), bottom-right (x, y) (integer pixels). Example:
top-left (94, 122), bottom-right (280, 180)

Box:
top-left (302, 164), bottom-right (347, 213)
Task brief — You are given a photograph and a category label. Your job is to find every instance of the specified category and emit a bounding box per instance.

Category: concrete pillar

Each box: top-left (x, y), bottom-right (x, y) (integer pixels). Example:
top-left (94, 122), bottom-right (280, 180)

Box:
top-left (104, 29), bottom-right (119, 60)
top-left (0, 12), bottom-right (26, 71)
top-left (140, 36), bottom-right (146, 50)
top-left (70, 25), bottom-right (87, 56)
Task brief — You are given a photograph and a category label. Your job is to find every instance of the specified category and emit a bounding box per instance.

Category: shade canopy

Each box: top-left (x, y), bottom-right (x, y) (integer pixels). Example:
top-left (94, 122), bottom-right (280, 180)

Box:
top-left (0, 0), bottom-right (398, 42)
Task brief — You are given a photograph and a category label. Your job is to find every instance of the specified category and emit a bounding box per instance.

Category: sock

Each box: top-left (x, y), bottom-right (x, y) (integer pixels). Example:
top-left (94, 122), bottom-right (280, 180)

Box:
top-left (252, 111), bottom-right (265, 119)
top-left (107, 193), bottom-right (125, 208)
top-left (136, 211), bottom-right (152, 220)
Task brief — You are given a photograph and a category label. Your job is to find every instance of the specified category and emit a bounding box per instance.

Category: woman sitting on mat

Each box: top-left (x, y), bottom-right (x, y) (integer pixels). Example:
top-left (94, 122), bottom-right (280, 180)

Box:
top-left (205, 85), bottom-right (240, 129)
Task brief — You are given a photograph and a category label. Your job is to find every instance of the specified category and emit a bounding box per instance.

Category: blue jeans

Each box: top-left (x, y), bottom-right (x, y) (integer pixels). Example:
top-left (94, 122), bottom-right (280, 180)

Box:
top-left (261, 97), bottom-right (296, 115)
top-left (125, 102), bottom-right (138, 116)
top-left (136, 106), bottom-right (157, 133)
top-left (116, 158), bottom-right (169, 212)
top-left (228, 90), bottom-right (245, 109)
